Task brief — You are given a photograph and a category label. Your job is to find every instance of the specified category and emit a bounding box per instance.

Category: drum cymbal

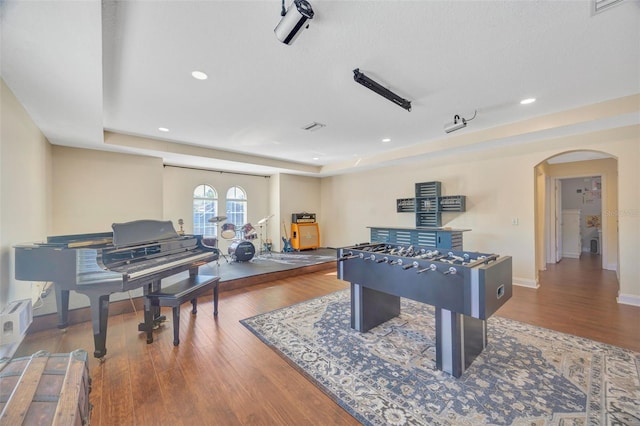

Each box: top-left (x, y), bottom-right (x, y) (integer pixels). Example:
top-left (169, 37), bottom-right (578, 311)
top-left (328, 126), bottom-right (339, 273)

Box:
top-left (257, 214), bottom-right (274, 225)
top-left (208, 215), bottom-right (227, 223)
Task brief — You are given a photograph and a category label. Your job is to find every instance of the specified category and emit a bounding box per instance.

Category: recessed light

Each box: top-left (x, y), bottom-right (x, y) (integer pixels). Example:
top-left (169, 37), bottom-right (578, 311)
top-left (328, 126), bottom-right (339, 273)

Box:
top-left (382, 138), bottom-right (391, 143)
top-left (191, 70), bottom-right (208, 80)
top-left (312, 157), bottom-right (320, 161)
top-left (158, 127), bottom-right (170, 132)
top-left (520, 98), bottom-right (536, 105)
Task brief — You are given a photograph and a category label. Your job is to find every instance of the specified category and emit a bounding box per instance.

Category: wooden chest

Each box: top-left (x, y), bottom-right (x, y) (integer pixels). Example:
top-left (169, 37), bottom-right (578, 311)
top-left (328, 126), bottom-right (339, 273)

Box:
top-left (0, 349), bottom-right (91, 425)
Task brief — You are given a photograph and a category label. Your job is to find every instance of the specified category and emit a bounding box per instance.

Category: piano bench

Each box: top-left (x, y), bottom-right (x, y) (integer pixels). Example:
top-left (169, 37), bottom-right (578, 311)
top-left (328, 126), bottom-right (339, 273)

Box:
top-left (144, 274), bottom-right (220, 346)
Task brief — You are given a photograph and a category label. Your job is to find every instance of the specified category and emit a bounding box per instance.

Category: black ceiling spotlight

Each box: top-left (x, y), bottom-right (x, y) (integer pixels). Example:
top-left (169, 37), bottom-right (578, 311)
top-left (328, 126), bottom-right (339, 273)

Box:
top-left (444, 110), bottom-right (477, 133)
top-left (352, 69), bottom-right (412, 112)
top-left (274, 0), bottom-right (314, 45)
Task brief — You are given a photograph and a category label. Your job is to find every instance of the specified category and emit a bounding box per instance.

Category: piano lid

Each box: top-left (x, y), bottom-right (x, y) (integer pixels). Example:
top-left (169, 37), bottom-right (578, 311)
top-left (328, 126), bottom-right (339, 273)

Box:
top-left (42, 232), bottom-right (114, 248)
top-left (112, 219), bottom-right (180, 248)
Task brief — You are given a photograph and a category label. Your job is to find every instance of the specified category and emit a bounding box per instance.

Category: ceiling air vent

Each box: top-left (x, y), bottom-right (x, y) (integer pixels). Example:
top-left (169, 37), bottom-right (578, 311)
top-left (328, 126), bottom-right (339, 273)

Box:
top-left (302, 122), bottom-right (326, 132)
top-left (593, 0), bottom-right (626, 14)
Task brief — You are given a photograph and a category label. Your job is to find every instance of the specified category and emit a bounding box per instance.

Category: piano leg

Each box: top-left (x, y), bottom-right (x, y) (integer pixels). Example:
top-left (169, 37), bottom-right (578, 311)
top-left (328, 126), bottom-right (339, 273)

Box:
top-left (150, 280), bottom-right (162, 321)
top-left (213, 283), bottom-right (219, 316)
top-left (88, 294), bottom-right (111, 359)
top-left (55, 287), bottom-right (70, 329)
top-left (143, 297), bottom-right (155, 344)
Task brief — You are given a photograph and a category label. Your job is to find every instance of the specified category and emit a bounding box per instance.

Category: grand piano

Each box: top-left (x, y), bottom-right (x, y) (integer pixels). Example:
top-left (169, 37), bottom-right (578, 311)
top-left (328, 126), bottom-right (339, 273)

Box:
top-left (14, 219), bottom-right (219, 359)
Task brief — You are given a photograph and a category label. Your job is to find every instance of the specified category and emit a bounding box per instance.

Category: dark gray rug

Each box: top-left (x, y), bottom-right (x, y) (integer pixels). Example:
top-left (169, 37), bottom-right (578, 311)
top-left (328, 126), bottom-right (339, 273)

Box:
top-left (241, 290), bottom-right (640, 425)
top-left (251, 251), bottom-right (336, 266)
top-left (199, 249), bottom-right (336, 282)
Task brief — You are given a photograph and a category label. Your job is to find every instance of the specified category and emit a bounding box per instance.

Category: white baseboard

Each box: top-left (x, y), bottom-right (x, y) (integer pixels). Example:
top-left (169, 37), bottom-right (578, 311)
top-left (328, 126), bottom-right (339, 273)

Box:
top-left (513, 276), bottom-right (538, 289)
top-left (562, 251), bottom-right (581, 259)
top-left (605, 263), bottom-right (617, 271)
top-left (617, 293), bottom-right (640, 307)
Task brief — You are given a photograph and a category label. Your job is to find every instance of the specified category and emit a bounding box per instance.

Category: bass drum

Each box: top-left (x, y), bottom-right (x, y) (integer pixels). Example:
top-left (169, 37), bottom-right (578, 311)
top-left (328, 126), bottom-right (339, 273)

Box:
top-left (228, 240), bottom-right (255, 262)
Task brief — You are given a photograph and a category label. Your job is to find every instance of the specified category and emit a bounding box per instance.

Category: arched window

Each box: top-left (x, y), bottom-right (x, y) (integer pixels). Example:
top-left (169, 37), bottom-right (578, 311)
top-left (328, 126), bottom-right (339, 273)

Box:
top-left (225, 186), bottom-right (247, 236)
top-left (193, 184), bottom-right (218, 237)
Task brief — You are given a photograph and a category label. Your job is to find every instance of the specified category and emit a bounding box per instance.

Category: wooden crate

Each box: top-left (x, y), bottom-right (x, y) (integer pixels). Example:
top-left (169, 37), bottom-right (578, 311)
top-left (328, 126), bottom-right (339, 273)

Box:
top-left (0, 349), bottom-right (91, 425)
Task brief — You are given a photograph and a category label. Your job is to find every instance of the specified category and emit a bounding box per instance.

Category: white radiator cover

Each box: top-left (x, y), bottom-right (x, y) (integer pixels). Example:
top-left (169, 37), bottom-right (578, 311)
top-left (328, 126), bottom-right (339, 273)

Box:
top-left (0, 299), bottom-right (33, 346)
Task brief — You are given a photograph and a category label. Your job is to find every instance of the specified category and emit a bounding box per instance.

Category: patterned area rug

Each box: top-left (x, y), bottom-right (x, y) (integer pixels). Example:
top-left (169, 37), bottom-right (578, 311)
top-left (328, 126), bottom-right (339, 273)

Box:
top-left (241, 290), bottom-right (640, 425)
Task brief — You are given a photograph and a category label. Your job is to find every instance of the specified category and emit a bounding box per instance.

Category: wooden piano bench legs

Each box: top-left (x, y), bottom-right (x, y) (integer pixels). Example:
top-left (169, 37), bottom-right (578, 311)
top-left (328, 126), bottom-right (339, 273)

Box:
top-left (144, 275), bottom-right (220, 346)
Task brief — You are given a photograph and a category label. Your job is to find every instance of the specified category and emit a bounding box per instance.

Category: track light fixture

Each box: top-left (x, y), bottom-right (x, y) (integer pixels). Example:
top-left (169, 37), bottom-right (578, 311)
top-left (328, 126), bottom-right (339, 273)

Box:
top-left (444, 110), bottom-right (477, 133)
top-left (274, 0), bottom-right (314, 45)
top-left (353, 69), bottom-right (412, 112)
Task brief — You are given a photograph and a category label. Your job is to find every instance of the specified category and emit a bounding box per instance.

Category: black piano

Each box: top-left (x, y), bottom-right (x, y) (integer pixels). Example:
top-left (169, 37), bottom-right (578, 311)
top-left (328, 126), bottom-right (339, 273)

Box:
top-left (14, 219), bottom-right (219, 359)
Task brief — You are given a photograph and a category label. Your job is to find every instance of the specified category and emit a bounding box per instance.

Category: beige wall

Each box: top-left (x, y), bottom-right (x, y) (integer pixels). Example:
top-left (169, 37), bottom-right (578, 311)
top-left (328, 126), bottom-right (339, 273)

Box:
top-left (52, 146), bottom-right (164, 235)
top-left (320, 126), bottom-right (640, 303)
top-left (1, 79), bottom-right (52, 304)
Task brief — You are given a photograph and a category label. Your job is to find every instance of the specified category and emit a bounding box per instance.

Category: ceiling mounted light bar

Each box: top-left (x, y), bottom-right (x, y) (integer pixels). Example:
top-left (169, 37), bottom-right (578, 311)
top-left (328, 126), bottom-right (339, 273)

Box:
top-left (353, 68), bottom-right (412, 112)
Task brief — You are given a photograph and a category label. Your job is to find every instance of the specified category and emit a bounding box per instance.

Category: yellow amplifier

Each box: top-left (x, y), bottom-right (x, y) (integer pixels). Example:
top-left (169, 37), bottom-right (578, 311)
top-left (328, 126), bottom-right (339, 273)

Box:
top-left (291, 223), bottom-right (320, 250)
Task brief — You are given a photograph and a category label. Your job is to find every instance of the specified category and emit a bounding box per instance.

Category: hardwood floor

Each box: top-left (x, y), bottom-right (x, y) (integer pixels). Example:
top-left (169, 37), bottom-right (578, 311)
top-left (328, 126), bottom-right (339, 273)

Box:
top-left (15, 254), bottom-right (639, 425)
top-left (496, 253), bottom-right (640, 353)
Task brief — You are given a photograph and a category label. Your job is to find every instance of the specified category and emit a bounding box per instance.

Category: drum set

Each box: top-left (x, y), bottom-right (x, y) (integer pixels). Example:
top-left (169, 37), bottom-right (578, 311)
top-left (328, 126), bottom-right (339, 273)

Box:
top-left (208, 215), bottom-right (270, 262)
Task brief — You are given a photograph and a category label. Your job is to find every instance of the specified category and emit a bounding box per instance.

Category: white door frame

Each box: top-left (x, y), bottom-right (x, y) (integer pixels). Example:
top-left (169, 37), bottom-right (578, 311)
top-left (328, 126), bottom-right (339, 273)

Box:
top-left (545, 175), bottom-right (607, 269)
top-left (546, 178), bottom-right (563, 263)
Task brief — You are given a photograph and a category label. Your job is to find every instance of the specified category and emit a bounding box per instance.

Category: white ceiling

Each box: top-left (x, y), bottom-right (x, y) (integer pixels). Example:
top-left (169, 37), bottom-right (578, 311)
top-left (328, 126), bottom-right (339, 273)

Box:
top-left (2, 0), bottom-right (639, 177)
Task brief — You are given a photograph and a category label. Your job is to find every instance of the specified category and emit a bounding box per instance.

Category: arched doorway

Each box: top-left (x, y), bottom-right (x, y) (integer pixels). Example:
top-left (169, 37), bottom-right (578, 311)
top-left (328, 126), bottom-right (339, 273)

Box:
top-left (534, 150), bottom-right (618, 278)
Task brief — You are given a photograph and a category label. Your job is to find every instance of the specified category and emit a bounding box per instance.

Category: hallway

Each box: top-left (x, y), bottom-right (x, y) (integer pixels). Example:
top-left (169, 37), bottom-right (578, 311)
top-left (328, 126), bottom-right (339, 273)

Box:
top-left (496, 253), bottom-right (640, 352)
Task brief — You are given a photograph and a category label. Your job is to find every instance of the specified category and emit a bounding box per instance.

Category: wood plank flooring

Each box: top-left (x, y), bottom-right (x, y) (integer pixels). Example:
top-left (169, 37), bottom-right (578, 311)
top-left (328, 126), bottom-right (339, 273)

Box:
top-left (496, 253), bottom-right (640, 353)
top-left (14, 254), bottom-right (639, 425)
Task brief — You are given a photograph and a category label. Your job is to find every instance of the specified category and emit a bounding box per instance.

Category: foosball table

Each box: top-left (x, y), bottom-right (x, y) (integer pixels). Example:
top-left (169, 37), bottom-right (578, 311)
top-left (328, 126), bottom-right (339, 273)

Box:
top-left (337, 243), bottom-right (512, 377)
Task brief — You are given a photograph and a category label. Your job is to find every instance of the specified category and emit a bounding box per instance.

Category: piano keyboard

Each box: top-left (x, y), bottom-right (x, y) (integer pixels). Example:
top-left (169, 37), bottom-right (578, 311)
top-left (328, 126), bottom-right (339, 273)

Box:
top-left (124, 251), bottom-right (215, 280)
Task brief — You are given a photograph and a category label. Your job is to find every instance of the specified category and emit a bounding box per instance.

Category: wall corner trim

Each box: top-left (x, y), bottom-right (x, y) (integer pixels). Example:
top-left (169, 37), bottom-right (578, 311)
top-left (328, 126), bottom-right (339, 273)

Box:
top-left (513, 277), bottom-right (538, 289)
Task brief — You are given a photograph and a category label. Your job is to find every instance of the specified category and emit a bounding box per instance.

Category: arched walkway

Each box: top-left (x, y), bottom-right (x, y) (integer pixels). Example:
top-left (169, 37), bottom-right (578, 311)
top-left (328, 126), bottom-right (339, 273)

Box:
top-left (533, 149), bottom-right (618, 298)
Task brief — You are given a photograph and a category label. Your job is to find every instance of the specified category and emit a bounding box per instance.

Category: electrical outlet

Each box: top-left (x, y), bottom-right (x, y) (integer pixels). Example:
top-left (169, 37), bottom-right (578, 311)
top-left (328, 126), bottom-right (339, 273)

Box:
top-left (511, 217), bottom-right (519, 225)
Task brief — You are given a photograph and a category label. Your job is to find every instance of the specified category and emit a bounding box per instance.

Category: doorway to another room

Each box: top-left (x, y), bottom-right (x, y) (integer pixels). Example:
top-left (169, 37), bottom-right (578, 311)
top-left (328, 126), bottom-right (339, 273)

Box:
top-left (557, 176), bottom-right (603, 262)
top-left (535, 151), bottom-right (618, 299)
